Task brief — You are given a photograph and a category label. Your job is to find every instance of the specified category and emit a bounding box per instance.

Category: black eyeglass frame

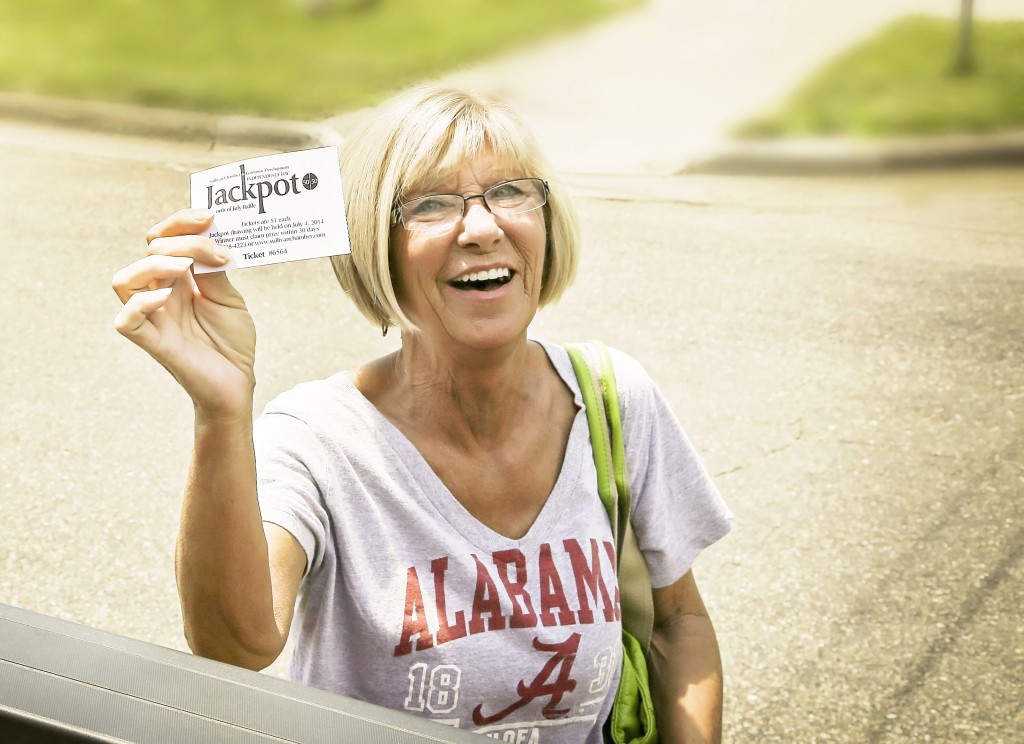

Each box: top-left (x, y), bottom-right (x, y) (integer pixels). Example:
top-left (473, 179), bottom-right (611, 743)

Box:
top-left (390, 178), bottom-right (550, 229)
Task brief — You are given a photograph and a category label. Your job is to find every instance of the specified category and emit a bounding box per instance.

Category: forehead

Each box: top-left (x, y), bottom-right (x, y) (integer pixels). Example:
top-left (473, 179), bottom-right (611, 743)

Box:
top-left (409, 152), bottom-right (526, 195)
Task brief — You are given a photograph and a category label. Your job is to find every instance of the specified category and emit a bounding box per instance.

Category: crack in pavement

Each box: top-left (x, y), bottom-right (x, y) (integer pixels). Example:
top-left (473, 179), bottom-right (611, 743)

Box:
top-left (864, 522), bottom-right (1024, 743)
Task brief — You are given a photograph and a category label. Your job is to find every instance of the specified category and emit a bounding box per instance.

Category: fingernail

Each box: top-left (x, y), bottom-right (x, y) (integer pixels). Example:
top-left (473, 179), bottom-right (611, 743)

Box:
top-left (192, 208), bottom-right (215, 221)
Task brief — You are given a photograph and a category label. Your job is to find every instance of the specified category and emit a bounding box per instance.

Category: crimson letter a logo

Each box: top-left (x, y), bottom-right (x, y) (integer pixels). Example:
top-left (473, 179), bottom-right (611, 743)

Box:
top-left (471, 633), bottom-right (581, 724)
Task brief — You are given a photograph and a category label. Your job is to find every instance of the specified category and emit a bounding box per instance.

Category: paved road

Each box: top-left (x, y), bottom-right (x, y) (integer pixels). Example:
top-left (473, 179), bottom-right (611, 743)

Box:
top-left (1, 121), bottom-right (1021, 742)
top-left (422, 0), bottom-right (1024, 175)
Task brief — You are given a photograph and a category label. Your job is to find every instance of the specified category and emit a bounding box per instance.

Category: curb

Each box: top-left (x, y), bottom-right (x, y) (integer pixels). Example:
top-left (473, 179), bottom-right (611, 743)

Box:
top-left (4, 91), bottom-right (1023, 176)
top-left (681, 131), bottom-right (1024, 176)
top-left (0, 92), bottom-right (342, 151)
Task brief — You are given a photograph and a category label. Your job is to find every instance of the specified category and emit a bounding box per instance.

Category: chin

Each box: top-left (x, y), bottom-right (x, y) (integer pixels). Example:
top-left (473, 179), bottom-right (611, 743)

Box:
top-left (445, 314), bottom-right (534, 351)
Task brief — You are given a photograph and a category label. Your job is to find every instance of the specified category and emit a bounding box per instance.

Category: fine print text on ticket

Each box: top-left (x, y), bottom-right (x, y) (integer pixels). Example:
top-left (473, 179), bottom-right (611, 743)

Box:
top-left (190, 146), bottom-right (350, 273)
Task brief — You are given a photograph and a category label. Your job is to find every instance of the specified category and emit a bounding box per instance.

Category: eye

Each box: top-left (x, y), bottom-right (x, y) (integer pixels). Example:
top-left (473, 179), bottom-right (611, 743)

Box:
top-left (489, 181), bottom-right (526, 200)
top-left (405, 195), bottom-right (458, 221)
top-left (487, 181), bottom-right (532, 209)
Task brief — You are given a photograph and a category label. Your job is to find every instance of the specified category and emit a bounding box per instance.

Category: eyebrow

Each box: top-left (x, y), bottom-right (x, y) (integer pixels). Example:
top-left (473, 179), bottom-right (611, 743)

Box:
top-left (407, 175), bottom-right (526, 199)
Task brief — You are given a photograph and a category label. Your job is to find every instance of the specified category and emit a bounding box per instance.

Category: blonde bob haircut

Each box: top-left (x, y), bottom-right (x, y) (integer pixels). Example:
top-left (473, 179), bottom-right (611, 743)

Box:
top-left (330, 84), bottom-right (580, 333)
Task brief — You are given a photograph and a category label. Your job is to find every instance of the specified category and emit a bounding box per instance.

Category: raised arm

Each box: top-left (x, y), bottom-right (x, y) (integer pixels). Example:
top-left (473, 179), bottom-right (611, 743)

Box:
top-left (179, 414), bottom-right (305, 669)
top-left (112, 209), bottom-right (304, 669)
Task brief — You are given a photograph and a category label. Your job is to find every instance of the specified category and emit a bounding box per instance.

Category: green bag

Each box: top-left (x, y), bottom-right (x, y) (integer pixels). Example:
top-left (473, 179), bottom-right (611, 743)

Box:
top-left (565, 342), bottom-right (659, 744)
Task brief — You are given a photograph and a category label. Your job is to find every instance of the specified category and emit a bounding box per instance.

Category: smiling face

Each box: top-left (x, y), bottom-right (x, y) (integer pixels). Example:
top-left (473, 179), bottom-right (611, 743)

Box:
top-left (391, 151), bottom-right (548, 353)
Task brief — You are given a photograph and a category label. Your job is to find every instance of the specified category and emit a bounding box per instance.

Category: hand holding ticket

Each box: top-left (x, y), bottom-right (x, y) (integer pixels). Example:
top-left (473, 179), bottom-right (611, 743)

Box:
top-left (190, 146), bottom-right (350, 273)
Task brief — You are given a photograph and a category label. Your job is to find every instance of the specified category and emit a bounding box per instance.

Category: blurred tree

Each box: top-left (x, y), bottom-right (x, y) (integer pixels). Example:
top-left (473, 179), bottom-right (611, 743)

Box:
top-left (953, 0), bottom-right (975, 74)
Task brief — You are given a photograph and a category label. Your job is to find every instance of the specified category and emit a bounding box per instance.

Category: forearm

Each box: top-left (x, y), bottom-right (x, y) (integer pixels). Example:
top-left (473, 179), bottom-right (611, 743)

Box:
top-left (648, 612), bottom-right (724, 744)
top-left (175, 411), bottom-right (282, 670)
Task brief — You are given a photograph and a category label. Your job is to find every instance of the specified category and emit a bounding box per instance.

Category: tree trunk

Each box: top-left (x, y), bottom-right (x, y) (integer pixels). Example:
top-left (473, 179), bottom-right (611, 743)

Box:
top-left (953, 0), bottom-right (975, 75)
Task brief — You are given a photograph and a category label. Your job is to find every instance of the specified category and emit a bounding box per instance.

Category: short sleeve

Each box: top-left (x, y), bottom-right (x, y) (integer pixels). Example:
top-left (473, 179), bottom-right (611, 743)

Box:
top-left (612, 349), bottom-right (733, 588)
top-left (253, 410), bottom-right (331, 580)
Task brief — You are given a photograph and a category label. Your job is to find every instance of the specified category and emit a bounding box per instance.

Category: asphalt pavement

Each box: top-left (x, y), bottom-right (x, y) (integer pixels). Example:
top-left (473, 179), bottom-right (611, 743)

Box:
top-left (1, 0), bottom-right (1023, 741)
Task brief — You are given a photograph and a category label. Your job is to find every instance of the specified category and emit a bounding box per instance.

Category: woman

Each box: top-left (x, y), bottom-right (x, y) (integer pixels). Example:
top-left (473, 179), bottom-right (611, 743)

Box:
top-left (112, 85), bottom-right (732, 743)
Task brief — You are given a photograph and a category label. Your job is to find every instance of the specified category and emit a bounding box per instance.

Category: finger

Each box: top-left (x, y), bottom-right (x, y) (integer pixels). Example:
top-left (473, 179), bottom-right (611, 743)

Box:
top-left (146, 208), bottom-right (216, 244)
top-left (112, 255), bottom-right (195, 304)
top-left (193, 268), bottom-right (248, 310)
top-left (113, 286), bottom-right (174, 353)
top-left (148, 233), bottom-right (230, 267)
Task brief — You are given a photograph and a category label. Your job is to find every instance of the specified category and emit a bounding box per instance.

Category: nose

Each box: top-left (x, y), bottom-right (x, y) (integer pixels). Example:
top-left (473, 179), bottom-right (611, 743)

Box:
top-left (457, 197), bottom-right (503, 248)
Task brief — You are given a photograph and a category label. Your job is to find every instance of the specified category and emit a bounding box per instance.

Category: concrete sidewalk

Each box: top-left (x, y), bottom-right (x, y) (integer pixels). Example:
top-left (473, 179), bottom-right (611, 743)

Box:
top-left (426, 0), bottom-right (1024, 175)
top-left (2, 0), bottom-right (1023, 175)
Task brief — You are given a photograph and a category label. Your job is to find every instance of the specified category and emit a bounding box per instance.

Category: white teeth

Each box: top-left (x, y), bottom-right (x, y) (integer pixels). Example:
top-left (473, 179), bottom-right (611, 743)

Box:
top-left (454, 267), bottom-right (511, 284)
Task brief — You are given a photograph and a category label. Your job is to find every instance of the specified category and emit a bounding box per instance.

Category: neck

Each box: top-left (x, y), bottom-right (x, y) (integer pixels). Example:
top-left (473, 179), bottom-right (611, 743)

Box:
top-left (391, 334), bottom-right (537, 445)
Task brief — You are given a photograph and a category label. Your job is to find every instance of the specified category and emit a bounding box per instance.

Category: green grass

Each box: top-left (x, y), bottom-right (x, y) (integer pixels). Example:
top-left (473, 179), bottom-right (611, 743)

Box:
top-left (0, 0), bottom-right (638, 119)
top-left (737, 16), bottom-right (1024, 139)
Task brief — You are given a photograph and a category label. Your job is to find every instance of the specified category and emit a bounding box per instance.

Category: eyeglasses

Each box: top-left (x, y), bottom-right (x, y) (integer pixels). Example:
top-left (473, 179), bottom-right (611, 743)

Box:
top-left (391, 178), bottom-right (549, 233)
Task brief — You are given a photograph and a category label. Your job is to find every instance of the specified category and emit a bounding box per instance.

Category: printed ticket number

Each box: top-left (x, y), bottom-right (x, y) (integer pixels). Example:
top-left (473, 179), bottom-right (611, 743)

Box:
top-left (190, 146), bottom-right (350, 273)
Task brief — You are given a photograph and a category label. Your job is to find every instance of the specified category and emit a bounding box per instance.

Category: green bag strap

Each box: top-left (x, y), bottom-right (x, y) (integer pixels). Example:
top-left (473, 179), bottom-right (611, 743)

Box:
top-left (566, 342), bottom-right (618, 541)
top-left (597, 343), bottom-right (631, 544)
top-left (565, 342), bottom-right (655, 655)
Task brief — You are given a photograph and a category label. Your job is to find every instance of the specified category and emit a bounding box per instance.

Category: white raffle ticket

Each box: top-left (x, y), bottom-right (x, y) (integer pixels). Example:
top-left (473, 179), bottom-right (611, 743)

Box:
top-left (190, 146), bottom-right (350, 273)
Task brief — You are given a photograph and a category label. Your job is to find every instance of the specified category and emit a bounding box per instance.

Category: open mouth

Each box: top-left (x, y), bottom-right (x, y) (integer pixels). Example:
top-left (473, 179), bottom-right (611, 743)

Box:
top-left (449, 267), bottom-right (515, 292)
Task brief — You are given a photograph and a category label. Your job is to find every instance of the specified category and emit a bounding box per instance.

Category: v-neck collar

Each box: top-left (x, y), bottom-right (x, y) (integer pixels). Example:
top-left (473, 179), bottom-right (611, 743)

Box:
top-left (339, 341), bottom-right (587, 552)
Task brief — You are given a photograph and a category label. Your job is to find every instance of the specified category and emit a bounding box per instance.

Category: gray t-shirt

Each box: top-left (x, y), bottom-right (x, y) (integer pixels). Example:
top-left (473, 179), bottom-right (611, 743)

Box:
top-left (254, 341), bottom-right (732, 743)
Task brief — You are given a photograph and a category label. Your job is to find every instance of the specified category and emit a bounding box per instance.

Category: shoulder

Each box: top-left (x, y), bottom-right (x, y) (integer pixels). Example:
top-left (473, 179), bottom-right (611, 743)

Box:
top-left (606, 345), bottom-right (655, 395)
top-left (258, 371), bottom-right (379, 441)
top-left (541, 340), bottom-right (657, 408)
top-left (537, 339), bottom-right (652, 382)
top-left (262, 371), bottom-right (353, 417)
top-left (254, 370), bottom-right (396, 481)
